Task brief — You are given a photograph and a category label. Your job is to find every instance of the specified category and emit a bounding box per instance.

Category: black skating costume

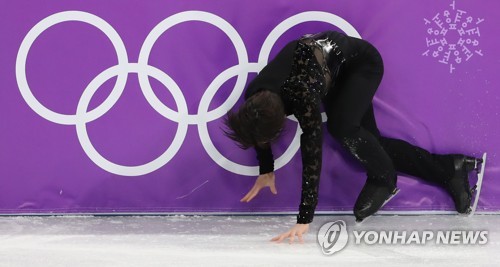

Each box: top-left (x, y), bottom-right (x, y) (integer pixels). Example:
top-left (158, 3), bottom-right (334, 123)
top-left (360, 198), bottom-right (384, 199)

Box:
top-left (244, 31), bottom-right (481, 223)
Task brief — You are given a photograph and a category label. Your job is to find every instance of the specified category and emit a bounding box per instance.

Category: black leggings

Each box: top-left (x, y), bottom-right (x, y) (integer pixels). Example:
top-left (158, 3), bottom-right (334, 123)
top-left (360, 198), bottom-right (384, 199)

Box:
top-left (323, 35), bottom-right (454, 187)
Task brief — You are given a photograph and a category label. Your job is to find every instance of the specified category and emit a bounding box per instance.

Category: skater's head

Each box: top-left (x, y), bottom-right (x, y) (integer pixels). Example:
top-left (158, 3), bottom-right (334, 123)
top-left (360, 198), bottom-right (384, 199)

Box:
top-left (224, 90), bottom-right (286, 149)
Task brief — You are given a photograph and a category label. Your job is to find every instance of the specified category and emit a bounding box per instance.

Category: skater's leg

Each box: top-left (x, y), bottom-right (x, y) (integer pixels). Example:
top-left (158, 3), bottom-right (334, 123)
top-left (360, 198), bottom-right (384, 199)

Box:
top-left (378, 137), bottom-right (455, 182)
top-left (326, 73), bottom-right (395, 186)
top-left (360, 98), bottom-right (482, 213)
top-left (360, 104), bottom-right (455, 183)
top-left (325, 39), bottom-right (397, 221)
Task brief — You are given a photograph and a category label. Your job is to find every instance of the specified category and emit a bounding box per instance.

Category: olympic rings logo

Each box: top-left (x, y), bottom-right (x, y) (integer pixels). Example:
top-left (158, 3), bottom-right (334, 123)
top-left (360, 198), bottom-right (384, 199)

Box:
top-left (16, 10), bottom-right (360, 176)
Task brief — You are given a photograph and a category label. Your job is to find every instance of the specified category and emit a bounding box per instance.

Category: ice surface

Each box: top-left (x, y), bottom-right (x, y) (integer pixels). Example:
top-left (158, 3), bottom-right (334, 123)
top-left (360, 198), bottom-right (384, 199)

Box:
top-left (1, 214), bottom-right (499, 267)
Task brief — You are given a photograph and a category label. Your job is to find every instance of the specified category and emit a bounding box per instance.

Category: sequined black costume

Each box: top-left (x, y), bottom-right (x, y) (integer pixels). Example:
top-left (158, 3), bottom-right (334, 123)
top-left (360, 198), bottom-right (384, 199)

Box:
top-left (244, 31), bottom-right (461, 224)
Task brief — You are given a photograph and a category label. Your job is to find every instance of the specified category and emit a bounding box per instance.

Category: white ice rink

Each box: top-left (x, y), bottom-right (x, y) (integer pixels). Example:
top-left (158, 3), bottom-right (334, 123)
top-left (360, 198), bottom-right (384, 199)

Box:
top-left (1, 214), bottom-right (499, 267)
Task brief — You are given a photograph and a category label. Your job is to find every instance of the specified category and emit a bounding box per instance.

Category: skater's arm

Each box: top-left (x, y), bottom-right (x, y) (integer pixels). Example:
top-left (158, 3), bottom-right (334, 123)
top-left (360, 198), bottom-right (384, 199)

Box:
top-left (255, 144), bottom-right (274, 175)
top-left (270, 108), bottom-right (321, 242)
top-left (295, 96), bottom-right (323, 224)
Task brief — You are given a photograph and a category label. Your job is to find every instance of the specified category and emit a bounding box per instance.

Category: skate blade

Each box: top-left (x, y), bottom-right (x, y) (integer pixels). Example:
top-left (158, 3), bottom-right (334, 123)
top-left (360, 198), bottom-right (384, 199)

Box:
top-left (468, 152), bottom-right (487, 217)
top-left (355, 188), bottom-right (400, 224)
top-left (474, 157), bottom-right (484, 172)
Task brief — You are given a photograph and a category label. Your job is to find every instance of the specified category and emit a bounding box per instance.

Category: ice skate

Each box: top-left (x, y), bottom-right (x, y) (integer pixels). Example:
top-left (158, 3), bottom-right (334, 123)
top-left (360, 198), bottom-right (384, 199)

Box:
top-left (354, 182), bottom-right (400, 224)
top-left (444, 153), bottom-right (486, 215)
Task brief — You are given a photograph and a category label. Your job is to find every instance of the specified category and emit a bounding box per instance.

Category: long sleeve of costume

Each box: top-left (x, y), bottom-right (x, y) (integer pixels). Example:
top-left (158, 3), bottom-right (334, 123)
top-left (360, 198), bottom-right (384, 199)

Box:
top-left (294, 96), bottom-right (323, 224)
top-left (254, 145), bottom-right (274, 175)
top-left (281, 41), bottom-right (327, 224)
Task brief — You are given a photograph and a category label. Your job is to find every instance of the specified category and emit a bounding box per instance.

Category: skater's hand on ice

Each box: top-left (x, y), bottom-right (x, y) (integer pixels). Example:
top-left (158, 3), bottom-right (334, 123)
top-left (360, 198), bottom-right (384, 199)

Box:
top-left (271, 223), bottom-right (309, 244)
top-left (240, 172), bottom-right (277, 202)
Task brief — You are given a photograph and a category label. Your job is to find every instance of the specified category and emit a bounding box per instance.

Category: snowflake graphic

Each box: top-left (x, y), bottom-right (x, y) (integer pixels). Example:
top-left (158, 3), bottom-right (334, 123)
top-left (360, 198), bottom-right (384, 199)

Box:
top-left (422, 0), bottom-right (484, 74)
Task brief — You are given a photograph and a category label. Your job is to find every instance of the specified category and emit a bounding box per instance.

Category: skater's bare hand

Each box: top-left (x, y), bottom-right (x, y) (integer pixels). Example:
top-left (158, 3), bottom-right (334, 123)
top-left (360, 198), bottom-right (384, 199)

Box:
top-left (271, 223), bottom-right (309, 244)
top-left (240, 172), bottom-right (277, 202)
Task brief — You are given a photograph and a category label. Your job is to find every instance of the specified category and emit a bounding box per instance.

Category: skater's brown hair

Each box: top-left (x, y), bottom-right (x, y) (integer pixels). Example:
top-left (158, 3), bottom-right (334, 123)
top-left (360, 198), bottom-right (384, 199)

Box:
top-left (223, 90), bottom-right (286, 149)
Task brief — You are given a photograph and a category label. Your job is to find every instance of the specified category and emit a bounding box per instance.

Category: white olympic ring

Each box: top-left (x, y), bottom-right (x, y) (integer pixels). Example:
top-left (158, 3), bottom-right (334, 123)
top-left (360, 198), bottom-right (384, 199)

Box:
top-left (16, 10), bottom-right (360, 176)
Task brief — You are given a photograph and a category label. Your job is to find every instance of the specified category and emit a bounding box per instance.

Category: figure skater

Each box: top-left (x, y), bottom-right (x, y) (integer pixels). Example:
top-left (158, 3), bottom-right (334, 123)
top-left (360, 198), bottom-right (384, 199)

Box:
top-left (223, 30), bottom-right (482, 243)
